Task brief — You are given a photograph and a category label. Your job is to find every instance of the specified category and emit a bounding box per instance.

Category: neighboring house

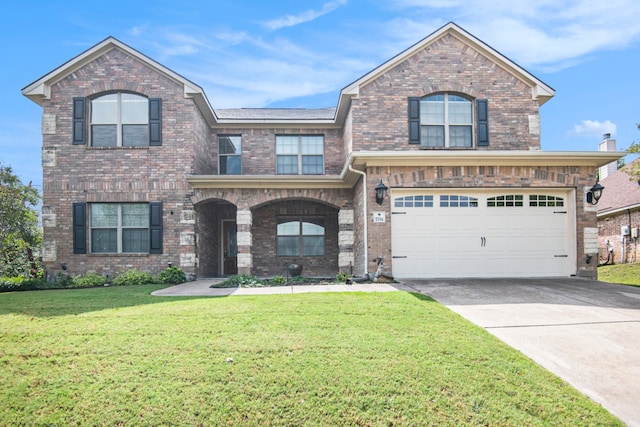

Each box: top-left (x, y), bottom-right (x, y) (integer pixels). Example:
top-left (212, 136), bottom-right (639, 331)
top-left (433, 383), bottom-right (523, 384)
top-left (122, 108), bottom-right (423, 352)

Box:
top-left (22, 22), bottom-right (622, 281)
top-left (597, 158), bottom-right (640, 264)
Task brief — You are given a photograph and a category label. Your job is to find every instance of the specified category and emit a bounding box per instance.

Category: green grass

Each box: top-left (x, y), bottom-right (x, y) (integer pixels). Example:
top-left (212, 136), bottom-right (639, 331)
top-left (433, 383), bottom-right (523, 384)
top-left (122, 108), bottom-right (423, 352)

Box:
top-left (598, 263), bottom-right (640, 286)
top-left (0, 286), bottom-right (622, 426)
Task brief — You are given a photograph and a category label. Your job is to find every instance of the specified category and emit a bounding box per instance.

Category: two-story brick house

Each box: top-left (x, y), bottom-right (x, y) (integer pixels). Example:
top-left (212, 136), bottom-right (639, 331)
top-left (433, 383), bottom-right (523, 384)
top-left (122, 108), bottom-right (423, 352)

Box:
top-left (22, 22), bottom-right (621, 281)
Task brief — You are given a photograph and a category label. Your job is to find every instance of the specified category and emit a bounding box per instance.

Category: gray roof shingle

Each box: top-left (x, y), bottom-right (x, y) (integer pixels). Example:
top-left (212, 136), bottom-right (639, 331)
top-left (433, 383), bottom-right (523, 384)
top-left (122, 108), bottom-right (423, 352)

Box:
top-left (215, 107), bottom-right (336, 121)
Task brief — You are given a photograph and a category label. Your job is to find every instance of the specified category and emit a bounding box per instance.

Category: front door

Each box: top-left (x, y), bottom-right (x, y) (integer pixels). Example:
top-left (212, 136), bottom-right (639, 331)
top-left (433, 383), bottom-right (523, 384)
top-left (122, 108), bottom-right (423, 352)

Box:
top-left (222, 220), bottom-right (238, 275)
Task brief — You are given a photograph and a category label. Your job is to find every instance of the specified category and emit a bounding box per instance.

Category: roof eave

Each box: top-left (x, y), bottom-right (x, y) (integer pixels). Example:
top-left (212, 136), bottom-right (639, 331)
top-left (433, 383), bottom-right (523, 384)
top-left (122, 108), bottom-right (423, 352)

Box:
top-left (350, 150), bottom-right (626, 168)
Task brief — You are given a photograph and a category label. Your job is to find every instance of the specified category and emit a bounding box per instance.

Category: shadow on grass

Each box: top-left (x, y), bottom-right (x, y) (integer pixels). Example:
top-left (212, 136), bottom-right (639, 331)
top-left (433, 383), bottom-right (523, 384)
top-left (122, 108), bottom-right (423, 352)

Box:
top-left (0, 285), bottom-right (219, 318)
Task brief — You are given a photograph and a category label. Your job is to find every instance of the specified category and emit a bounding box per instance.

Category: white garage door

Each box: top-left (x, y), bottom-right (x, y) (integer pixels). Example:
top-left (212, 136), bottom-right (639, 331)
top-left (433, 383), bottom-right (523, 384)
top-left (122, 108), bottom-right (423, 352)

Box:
top-left (391, 190), bottom-right (575, 279)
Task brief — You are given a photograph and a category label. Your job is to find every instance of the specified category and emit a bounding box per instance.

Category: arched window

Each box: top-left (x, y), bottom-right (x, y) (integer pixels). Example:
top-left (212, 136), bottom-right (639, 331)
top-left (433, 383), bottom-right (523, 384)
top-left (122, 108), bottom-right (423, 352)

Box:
top-left (420, 93), bottom-right (473, 147)
top-left (91, 93), bottom-right (149, 147)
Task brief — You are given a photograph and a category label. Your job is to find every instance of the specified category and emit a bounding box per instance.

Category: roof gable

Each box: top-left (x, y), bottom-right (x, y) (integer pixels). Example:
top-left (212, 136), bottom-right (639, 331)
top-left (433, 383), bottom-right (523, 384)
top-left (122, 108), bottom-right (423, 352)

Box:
top-left (22, 37), bottom-right (216, 124)
top-left (334, 22), bottom-right (555, 124)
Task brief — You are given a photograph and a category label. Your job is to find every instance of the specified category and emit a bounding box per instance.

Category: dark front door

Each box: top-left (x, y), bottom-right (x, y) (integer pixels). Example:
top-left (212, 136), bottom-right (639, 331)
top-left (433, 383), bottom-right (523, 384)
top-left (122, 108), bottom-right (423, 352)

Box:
top-left (222, 220), bottom-right (238, 275)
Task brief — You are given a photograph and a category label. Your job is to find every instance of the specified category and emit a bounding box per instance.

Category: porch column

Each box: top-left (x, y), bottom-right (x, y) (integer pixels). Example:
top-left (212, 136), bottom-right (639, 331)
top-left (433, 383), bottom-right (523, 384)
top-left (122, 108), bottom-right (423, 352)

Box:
top-left (236, 209), bottom-right (253, 275)
top-left (338, 208), bottom-right (355, 274)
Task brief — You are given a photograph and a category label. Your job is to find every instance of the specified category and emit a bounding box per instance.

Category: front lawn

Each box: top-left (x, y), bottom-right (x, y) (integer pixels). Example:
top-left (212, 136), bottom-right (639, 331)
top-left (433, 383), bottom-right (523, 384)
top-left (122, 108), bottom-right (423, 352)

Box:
top-left (0, 286), bottom-right (621, 426)
top-left (598, 263), bottom-right (640, 286)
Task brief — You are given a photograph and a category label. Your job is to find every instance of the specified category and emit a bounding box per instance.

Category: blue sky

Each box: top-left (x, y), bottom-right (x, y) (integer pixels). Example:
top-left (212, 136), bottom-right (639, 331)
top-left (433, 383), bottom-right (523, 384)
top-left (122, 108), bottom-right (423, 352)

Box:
top-left (2, 0), bottom-right (640, 193)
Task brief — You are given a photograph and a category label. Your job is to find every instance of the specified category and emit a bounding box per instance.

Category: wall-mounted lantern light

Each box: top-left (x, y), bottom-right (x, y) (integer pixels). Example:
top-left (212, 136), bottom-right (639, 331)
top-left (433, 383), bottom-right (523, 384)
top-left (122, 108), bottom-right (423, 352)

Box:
top-left (374, 180), bottom-right (388, 205)
top-left (586, 181), bottom-right (604, 205)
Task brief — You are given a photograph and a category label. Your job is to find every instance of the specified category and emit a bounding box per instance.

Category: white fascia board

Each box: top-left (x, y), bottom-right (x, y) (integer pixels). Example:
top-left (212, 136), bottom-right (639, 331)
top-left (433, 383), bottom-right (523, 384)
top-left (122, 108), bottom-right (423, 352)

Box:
top-left (350, 150), bottom-right (626, 168)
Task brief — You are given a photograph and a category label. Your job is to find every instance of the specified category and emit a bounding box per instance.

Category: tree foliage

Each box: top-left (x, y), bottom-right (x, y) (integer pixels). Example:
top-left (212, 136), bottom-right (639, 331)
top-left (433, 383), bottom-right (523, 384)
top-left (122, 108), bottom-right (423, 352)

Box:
top-left (0, 163), bottom-right (42, 277)
top-left (622, 125), bottom-right (640, 182)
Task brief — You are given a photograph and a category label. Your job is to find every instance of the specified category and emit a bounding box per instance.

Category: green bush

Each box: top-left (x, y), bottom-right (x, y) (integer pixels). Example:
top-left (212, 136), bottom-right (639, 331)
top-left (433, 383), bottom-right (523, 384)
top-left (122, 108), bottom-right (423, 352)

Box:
top-left (55, 272), bottom-right (73, 288)
top-left (112, 270), bottom-right (156, 287)
top-left (270, 275), bottom-right (286, 285)
top-left (160, 266), bottom-right (187, 285)
top-left (0, 276), bottom-right (47, 292)
top-left (71, 273), bottom-right (108, 288)
top-left (212, 274), bottom-right (264, 288)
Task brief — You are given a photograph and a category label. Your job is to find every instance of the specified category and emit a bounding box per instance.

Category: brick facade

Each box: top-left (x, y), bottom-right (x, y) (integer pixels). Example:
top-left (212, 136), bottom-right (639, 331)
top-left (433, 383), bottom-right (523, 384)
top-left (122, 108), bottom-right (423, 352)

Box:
top-left (25, 24), bottom-right (617, 281)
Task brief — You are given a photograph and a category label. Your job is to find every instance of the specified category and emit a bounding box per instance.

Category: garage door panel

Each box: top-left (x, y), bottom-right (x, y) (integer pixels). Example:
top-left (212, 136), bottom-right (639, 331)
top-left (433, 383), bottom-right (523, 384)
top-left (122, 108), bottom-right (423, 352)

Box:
top-left (392, 191), bottom-right (574, 279)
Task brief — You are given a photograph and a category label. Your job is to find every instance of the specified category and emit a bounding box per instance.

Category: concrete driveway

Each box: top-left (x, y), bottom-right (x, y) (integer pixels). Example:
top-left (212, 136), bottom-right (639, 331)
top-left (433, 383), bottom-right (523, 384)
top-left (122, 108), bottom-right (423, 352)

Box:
top-left (402, 278), bottom-right (640, 427)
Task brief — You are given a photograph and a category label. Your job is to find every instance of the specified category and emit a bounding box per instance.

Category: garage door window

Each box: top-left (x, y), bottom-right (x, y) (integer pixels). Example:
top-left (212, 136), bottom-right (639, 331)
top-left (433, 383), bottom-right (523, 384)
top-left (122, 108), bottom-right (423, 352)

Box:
top-left (394, 195), bottom-right (434, 208)
top-left (440, 195), bottom-right (478, 207)
top-left (487, 195), bottom-right (524, 207)
top-left (529, 195), bottom-right (564, 207)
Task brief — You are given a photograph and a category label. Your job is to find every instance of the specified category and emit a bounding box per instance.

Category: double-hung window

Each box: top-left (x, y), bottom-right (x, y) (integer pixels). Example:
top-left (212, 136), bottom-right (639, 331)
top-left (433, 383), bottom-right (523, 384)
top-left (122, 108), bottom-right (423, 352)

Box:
top-left (409, 94), bottom-right (487, 147)
top-left (277, 217), bottom-right (325, 256)
top-left (90, 203), bottom-right (149, 253)
top-left (91, 93), bottom-right (149, 147)
top-left (421, 94), bottom-right (472, 147)
top-left (276, 135), bottom-right (324, 175)
top-left (218, 135), bottom-right (242, 174)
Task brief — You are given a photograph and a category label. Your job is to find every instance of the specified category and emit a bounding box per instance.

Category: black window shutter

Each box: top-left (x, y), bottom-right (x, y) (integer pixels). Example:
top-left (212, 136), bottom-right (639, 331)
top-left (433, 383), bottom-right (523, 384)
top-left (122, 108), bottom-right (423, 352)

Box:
top-left (149, 98), bottom-right (162, 146)
top-left (72, 202), bottom-right (87, 254)
top-left (149, 202), bottom-right (163, 254)
top-left (476, 99), bottom-right (489, 147)
top-left (72, 97), bottom-right (86, 145)
top-left (408, 97), bottom-right (421, 144)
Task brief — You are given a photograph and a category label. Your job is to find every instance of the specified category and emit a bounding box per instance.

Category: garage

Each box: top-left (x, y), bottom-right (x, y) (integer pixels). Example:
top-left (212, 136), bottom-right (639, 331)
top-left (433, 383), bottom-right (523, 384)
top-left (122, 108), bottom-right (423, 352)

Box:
top-left (391, 189), bottom-right (576, 279)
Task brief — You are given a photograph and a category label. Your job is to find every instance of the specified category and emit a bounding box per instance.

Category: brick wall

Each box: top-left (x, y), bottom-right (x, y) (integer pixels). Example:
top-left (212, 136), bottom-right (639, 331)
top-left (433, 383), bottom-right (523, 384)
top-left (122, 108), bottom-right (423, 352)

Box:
top-left (251, 200), bottom-right (339, 277)
top-left (352, 33), bottom-right (540, 152)
top-left (599, 209), bottom-right (640, 264)
top-left (41, 48), bottom-right (203, 279)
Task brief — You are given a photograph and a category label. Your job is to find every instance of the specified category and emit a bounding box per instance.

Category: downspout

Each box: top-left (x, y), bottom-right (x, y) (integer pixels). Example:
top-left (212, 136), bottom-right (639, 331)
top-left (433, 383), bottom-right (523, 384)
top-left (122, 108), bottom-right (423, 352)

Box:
top-left (348, 164), bottom-right (368, 277)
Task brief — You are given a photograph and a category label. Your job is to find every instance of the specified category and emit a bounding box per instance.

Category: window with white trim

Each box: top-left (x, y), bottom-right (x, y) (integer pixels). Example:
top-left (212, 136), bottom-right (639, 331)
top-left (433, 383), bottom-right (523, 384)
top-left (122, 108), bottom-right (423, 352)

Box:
top-left (421, 94), bottom-right (473, 147)
top-left (91, 93), bottom-right (149, 147)
top-left (440, 195), bottom-right (478, 207)
top-left (90, 203), bottom-right (149, 253)
top-left (219, 135), bottom-right (242, 174)
top-left (529, 195), bottom-right (564, 207)
top-left (277, 217), bottom-right (325, 256)
top-left (276, 135), bottom-right (324, 175)
top-left (487, 195), bottom-right (524, 207)
top-left (394, 195), bottom-right (434, 208)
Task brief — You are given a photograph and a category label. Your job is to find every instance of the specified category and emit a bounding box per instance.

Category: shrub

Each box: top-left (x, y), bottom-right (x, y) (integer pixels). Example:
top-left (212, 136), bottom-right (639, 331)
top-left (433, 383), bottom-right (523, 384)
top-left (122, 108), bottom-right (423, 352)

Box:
top-left (55, 271), bottom-right (73, 288)
top-left (0, 276), bottom-right (47, 292)
top-left (270, 275), bottom-right (286, 285)
top-left (112, 270), bottom-right (156, 287)
top-left (335, 272), bottom-right (353, 282)
top-left (160, 266), bottom-right (187, 285)
top-left (71, 273), bottom-right (108, 288)
top-left (213, 274), bottom-right (264, 288)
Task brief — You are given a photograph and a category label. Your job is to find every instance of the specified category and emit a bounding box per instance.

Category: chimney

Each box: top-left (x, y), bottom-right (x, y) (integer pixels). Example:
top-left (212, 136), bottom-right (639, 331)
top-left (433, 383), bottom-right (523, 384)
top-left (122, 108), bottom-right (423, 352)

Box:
top-left (598, 133), bottom-right (617, 179)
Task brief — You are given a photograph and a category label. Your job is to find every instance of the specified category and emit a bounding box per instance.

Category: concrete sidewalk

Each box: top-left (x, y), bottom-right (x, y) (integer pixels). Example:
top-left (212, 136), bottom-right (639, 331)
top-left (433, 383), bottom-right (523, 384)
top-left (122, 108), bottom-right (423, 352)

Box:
top-left (150, 278), bottom-right (405, 297)
top-left (402, 278), bottom-right (640, 427)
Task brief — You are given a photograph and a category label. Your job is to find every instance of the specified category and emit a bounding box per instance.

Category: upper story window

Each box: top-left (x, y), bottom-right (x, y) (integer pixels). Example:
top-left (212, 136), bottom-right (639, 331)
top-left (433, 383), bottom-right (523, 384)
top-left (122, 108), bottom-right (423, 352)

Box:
top-left (408, 94), bottom-right (488, 148)
top-left (72, 93), bottom-right (161, 147)
top-left (219, 135), bottom-right (242, 174)
top-left (91, 93), bottom-right (149, 147)
top-left (276, 135), bottom-right (324, 175)
top-left (421, 94), bottom-right (472, 148)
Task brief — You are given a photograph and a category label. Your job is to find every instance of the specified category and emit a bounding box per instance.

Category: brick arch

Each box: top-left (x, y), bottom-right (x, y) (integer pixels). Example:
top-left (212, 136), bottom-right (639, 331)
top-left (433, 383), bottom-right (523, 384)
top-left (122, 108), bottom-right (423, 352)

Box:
top-left (191, 187), bottom-right (353, 211)
top-left (419, 83), bottom-right (477, 99)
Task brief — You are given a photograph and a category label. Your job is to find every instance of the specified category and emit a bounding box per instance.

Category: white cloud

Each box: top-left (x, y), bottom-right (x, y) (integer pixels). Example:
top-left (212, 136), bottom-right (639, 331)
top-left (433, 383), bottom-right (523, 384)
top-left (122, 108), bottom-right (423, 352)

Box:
top-left (571, 120), bottom-right (617, 138)
top-left (263, 0), bottom-right (347, 31)
top-left (384, 0), bottom-right (640, 71)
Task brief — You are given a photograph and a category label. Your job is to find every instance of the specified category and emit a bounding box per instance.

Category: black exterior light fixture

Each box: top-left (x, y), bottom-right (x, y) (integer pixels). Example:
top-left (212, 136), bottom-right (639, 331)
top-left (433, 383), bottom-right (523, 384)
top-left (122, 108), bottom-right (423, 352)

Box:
top-left (586, 181), bottom-right (605, 205)
top-left (375, 180), bottom-right (388, 205)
